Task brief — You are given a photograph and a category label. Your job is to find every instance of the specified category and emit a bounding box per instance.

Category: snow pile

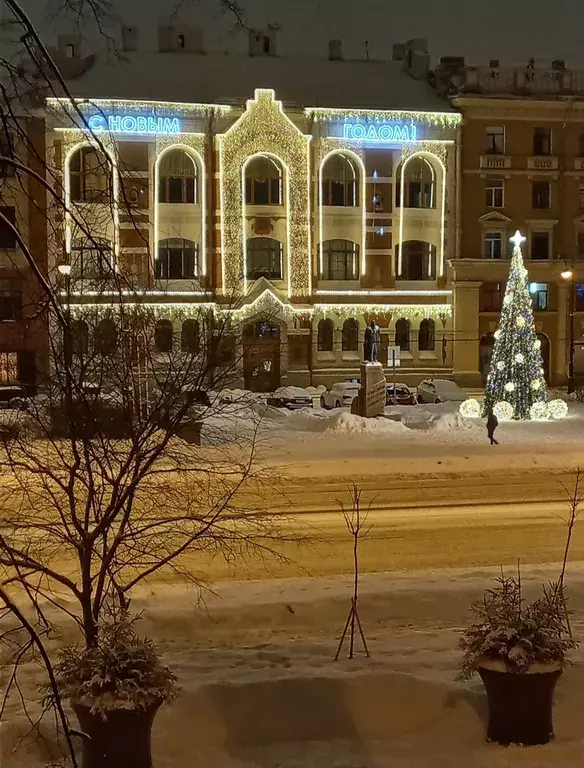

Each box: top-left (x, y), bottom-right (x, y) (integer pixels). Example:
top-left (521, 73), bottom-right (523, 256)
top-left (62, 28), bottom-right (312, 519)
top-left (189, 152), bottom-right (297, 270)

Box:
top-left (272, 386), bottom-right (313, 399)
top-left (432, 412), bottom-right (484, 434)
top-left (325, 412), bottom-right (406, 435)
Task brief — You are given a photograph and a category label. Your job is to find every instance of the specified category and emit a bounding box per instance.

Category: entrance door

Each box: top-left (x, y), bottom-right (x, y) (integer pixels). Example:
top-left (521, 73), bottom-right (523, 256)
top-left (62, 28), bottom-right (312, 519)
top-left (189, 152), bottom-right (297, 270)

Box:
top-left (243, 322), bottom-right (281, 392)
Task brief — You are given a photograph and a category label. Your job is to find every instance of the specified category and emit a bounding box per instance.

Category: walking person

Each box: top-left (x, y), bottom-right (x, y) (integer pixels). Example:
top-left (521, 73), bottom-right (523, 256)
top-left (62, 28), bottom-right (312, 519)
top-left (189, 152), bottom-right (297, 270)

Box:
top-left (486, 408), bottom-right (499, 445)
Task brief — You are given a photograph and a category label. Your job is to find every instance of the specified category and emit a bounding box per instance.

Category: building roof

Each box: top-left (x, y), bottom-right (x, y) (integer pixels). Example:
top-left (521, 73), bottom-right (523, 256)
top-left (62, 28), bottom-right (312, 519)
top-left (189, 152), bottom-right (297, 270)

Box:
top-left (62, 51), bottom-right (455, 113)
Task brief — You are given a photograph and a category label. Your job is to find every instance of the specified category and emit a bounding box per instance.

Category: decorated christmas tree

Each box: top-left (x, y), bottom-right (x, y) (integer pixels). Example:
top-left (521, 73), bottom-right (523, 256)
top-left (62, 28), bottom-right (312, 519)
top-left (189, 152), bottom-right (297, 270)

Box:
top-left (483, 231), bottom-right (548, 420)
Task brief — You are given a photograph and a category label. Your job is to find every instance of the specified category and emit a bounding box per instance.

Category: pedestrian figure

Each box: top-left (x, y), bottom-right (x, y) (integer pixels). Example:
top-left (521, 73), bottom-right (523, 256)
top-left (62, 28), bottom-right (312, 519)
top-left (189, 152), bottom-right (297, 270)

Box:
top-left (486, 408), bottom-right (499, 445)
top-left (363, 323), bottom-right (373, 362)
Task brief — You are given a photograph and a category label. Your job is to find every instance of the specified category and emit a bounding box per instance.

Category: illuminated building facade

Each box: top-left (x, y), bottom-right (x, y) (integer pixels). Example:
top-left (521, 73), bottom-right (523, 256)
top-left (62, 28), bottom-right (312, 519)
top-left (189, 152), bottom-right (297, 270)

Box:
top-left (46, 41), bottom-right (461, 390)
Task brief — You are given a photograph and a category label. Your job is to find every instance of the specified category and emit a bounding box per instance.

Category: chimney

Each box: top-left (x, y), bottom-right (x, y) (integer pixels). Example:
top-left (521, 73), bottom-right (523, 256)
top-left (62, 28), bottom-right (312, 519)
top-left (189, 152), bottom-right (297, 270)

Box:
top-left (121, 25), bottom-right (138, 52)
top-left (403, 38), bottom-right (430, 80)
top-left (329, 39), bottom-right (342, 61)
top-left (392, 42), bottom-right (407, 61)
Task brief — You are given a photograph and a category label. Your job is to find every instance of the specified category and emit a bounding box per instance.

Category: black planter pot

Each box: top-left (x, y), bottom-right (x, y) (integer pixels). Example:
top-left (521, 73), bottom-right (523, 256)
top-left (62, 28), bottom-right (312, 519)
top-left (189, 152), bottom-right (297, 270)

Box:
top-left (478, 664), bottom-right (562, 746)
top-left (72, 701), bottom-right (161, 768)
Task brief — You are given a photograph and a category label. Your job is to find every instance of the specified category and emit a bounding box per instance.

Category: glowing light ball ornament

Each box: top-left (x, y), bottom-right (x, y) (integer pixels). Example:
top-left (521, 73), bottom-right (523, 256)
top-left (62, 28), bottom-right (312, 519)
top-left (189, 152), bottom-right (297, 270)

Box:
top-left (483, 231), bottom-right (548, 420)
top-left (494, 401), bottom-right (514, 421)
top-left (459, 398), bottom-right (481, 418)
top-left (530, 402), bottom-right (549, 420)
top-left (548, 399), bottom-right (568, 420)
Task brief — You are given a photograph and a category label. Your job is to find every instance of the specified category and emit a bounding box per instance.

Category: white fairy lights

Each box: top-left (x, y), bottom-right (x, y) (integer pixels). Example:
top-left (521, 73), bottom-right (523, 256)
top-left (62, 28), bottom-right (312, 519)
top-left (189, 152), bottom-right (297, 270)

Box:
top-left (484, 231), bottom-right (548, 420)
top-left (494, 401), bottom-right (514, 421)
top-left (549, 399), bottom-right (568, 420)
top-left (459, 398), bottom-right (481, 418)
top-left (217, 89), bottom-right (311, 298)
top-left (530, 402), bottom-right (549, 420)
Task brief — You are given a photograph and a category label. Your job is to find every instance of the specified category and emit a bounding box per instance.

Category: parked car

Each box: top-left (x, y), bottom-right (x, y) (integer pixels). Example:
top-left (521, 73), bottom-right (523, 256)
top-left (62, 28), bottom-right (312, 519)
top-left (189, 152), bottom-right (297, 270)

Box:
top-left (320, 380), bottom-right (360, 409)
top-left (417, 379), bottom-right (468, 404)
top-left (267, 386), bottom-right (313, 410)
top-left (386, 382), bottom-right (416, 406)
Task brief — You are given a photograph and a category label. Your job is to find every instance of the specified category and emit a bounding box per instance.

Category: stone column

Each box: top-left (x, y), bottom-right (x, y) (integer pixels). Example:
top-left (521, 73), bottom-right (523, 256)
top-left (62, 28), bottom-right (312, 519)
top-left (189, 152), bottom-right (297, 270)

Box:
top-left (453, 281), bottom-right (482, 386)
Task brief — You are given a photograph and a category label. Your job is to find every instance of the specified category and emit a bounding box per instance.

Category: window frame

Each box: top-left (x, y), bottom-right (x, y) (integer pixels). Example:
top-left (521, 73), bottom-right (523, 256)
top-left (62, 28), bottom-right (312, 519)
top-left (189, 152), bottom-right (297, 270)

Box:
top-left (154, 319), bottom-right (173, 353)
top-left (486, 126), bottom-right (505, 155)
top-left (246, 237), bottom-right (283, 280)
top-left (532, 180), bottom-right (551, 210)
top-left (0, 352), bottom-right (18, 384)
top-left (321, 239), bottom-right (359, 281)
top-left (156, 238), bottom-right (199, 279)
top-left (69, 146), bottom-right (111, 203)
top-left (529, 281), bottom-right (549, 311)
top-left (321, 154), bottom-right (359, 207)
top-left (244, 155), bottom-right (283, 206)
top-left (533, 127), bottom-right (552, 156)
top-left (484, 231), bottom-right (503, 260)
top-left (485, 178), bottom-right (504, 208)
top-left (341, 318), bottom-right (359, 352)
top-left (158, 149), bottom-right (198, 205)
top-left (418, 319), bottom-right (435, 352)
top-left (530, 231), bottom-right (551, 261)
top-left (317, 318), bottom-right (334, 352)
top-left (394, 318), bottom-right (411, 352)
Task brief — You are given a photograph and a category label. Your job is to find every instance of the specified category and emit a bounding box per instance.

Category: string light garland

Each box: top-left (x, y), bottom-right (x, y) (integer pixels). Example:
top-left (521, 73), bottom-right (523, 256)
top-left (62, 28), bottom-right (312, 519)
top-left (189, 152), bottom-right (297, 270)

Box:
top-left (459, 398), bottom-right (481, 418)
top-left (483, 231), bottom-right (549, 420)
top-left (217, 89), bottom-right (311, 298)
top-left (305, 106), bottom-right (461, 130)
top-left (47, 97), bottom-right (231, 119)
top-left (314, 303), bottom-right (451, 321)
top-left (494, 401), bottom-right (514, 421)
top-left (549, 399), bottom-right (568, 420)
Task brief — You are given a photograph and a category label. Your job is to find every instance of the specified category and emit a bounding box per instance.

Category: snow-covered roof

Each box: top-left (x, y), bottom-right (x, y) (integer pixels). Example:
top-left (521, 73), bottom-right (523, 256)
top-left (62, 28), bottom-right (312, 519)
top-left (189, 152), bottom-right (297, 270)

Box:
top-left (62, 51), bottom-right (454, 113)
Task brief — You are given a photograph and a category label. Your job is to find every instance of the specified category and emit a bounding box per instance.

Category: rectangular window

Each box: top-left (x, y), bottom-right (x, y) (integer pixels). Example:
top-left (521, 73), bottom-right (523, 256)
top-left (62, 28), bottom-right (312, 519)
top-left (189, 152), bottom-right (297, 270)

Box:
top-left (0, 352), bottom-right (18, 384)
top-left (0, 206), bottom-right (16, 248)
top-left (533, 127), bottom-right (552, 156)
top-left (0, 131), bottom-right (15, 178)
top-left (531, 231), bottom-right (550, 260)
top-left (485, 178), bottom-right (504, 208)
top-left (484, 231), bottom-right (503, 259)
top-left (529, 281), bottom-right (548, 311)
top-left (576, 283), bottom-right (584, 311)
top-left (486, 126), bottom-right (505, 154)
top-left (0, 278), bottom-right (22, 321)
top-left (479, 282), bottom-right (503, 312)
top-left (532, 181), bottom-right (550, 209)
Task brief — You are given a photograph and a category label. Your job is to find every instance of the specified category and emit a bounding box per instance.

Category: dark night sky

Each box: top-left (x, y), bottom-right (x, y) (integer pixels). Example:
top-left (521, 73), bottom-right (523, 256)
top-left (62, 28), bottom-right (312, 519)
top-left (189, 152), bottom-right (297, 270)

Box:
top-left (24, 0), bottom-right (584, 66)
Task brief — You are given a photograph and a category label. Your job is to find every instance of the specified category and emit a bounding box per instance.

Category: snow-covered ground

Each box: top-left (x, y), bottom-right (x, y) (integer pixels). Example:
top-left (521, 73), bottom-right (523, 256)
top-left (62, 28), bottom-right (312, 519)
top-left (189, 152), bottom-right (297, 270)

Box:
top-left (8, 566), bottom-right (584, 767)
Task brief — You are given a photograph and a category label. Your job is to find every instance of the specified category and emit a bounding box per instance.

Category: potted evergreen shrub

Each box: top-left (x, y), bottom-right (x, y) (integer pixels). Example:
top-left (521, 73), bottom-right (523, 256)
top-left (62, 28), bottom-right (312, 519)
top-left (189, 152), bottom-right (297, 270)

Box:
top-left (48, 612), bottom-right (179, 768)
top-left (458, 575), bottom-right (577, 745)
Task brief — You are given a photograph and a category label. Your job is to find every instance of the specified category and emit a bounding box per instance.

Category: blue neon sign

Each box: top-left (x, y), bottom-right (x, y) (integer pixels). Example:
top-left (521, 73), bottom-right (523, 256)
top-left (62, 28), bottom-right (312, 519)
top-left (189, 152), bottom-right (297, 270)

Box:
top-left (88, 114), bottom-right (181, 135)
top-left (343, 122), bottom-right (417, 143)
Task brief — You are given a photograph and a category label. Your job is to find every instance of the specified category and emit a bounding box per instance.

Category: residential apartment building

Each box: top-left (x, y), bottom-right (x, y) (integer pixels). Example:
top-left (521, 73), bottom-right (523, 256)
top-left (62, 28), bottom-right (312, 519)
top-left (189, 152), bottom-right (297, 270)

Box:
top-left (0, 117), bottom-right (48, 394)
top-left (44, 35), bottom-right (461, 390)
top-left (441, 60), bottom-right (584, 385)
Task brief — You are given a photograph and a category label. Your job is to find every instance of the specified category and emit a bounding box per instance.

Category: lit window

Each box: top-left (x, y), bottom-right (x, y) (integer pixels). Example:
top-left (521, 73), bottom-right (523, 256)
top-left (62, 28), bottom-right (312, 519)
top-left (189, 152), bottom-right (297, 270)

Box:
top-left (0, 352), bottom-right (18, 384)
top-left (529, 282), bottom-right (548, 311)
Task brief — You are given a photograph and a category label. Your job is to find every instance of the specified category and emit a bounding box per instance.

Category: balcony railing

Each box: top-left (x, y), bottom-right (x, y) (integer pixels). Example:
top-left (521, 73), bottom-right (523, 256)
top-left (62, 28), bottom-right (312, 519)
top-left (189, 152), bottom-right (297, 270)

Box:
top-left (480, 155), bottom-right (511, 169)
top-left (528, 156), bottom-right (559, 170)
top-left (462, 67), bottom-right (584, 96)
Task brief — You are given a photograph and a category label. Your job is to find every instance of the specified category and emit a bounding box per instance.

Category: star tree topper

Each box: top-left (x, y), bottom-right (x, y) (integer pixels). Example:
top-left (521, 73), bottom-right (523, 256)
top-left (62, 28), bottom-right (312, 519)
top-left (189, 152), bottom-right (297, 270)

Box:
top-left (510, 230), bottom-right (526, 249)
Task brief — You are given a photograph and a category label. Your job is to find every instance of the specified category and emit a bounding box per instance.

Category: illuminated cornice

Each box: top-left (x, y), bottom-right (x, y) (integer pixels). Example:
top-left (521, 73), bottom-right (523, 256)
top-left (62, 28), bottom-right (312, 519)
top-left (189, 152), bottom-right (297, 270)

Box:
top-left (314, 289), bottom-right (452, 297)
top-left (306, 106), bottom-right (461, 127)
top-left (47, 97), bottom-right (231, 115)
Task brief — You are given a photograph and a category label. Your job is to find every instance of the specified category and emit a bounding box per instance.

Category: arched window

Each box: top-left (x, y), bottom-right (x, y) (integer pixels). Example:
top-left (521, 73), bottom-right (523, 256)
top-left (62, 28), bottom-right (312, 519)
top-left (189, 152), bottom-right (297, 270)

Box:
top-left (158, 149), bottom-right (198, 204)
top-left (246, 238), bottom-right (283, 279)
top-left (71, 320), bottom-right (89, 356)
top-left (154, 319), bottom-right (173, 353)
top-left (71, 238), bottom-right (113, 280)
top-left (395, 318), bottom-right (410, 351)
top-left (321, 153), bottom-right (359, 206)
top-left (94, 318), bottom-right (117, 356)
top-left (397, 240), bottom-right (436, 281)
top-left (156, 238), bottom-right (198, 279)
top-left (317, 318), bottom-right (334, 352)
top-left (181, 319), bottom-right (200, 354)
top-left (396, 157), bottom-right (436, 209)
top-left (321, 240), bottom-right (359, 281)
top-left (342, 318), bottom-right (359, 352)
top-left (418, 319), bottom-right (435, 351)
top-left (245, 155), bottom-right (283, 206)
top-left (69, 146), bottom-right (111, 203)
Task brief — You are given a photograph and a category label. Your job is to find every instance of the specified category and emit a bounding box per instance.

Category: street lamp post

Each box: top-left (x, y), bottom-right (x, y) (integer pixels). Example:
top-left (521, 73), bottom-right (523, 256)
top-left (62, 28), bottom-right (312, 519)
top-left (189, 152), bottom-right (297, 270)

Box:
top-left (561, 267), bottom-right (575, 393)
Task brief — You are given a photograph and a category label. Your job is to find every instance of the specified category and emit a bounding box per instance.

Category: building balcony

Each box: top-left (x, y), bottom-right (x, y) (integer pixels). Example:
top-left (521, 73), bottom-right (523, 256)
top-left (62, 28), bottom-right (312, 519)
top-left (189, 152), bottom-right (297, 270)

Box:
top-left (528, 156), bottom-right (558, 171)
top-left (480, 155), bottom-right (511, 170)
